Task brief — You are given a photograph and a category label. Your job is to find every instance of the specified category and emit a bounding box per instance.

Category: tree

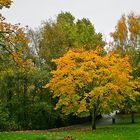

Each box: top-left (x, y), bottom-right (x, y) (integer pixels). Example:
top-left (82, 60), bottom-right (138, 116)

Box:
top-left (75, 18), bottom-right (105, 50)
top-left (0, 2), bottom-right (38, 130)
top-left (110, 13), bottom-right (140, 121)
top-left (38, 12), bottom-right (105, 69)
top-left (0, 0), bottom-right (12, 9)
top-left (43, 48), bottom-right (138, 130)
top-left (110, 13), bottom-right (140, 68)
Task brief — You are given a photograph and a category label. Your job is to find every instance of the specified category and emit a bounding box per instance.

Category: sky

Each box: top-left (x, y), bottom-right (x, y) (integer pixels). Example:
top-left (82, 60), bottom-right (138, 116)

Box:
top-left (1, 0), bottom-right (140, 40)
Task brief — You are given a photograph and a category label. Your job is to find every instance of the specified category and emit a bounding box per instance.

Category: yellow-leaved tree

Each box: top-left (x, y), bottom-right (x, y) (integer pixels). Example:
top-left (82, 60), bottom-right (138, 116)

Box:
top-left (110, 13), bottom-right (140, 123)
top-left (43, 49), bottom-right (139, 130)
top-left (0, 0), bottom-right (12, 9)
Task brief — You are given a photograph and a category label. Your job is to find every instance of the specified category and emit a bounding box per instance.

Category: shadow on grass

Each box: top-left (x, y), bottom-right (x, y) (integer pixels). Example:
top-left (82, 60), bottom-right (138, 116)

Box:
top-left (35, 135), bottom-right (65, 140)
top-left (35, 135), bottom-right (77, 140)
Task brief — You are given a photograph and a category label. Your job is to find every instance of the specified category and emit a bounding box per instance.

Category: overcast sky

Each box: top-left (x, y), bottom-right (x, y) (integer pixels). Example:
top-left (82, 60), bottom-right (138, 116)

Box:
top-left (1, 0), bottom-right (140, 40)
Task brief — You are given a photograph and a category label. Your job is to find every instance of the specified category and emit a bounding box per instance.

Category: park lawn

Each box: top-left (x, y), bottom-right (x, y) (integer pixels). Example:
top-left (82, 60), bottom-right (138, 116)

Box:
top-left (0, 123), bottom-right (140, 140)
top-left (0, 114), bottom-right (140, 140)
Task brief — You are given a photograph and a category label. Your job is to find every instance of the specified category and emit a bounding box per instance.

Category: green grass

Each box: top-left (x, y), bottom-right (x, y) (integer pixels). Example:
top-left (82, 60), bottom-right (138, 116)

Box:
top-left (1, 124), bottom-right (140, 140)
top-left (0, 114), bottom-right (140, 140)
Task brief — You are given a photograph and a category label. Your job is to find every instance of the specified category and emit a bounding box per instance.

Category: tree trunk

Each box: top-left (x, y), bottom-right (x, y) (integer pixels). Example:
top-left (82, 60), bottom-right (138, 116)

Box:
top-left (131, 112), bottom-right (135, 124)
top-left (92, 107), bottom-right (96, 130)
top-left (112, 118), bottom-right (115, 124)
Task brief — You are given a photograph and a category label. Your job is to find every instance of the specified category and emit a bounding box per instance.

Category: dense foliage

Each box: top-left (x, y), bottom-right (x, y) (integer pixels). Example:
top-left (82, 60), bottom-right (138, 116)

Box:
top-left (0, 0), bottom-right (139, 131)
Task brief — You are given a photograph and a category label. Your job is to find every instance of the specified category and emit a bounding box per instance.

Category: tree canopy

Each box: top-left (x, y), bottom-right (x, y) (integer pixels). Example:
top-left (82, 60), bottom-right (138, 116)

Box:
top-left (0, 0), bottom-right (12, 9)
top-left (43, 48), bottom-right (139, 129)
top-left (38, 12), bottom-right (105, 67)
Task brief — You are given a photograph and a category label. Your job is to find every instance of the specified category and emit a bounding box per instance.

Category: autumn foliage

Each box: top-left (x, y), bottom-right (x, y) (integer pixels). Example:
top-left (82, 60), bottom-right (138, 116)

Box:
top-left (0, 0), bottom-right (12, 8)
top-left (44, 48), bottom-right (138, 116)
top-left (0, 0), bottom-right (140, 131)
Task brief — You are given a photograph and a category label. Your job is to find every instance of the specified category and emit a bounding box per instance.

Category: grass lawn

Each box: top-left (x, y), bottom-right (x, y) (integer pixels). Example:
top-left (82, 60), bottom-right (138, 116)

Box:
top-left (0, 114), bottom-right (140, 140)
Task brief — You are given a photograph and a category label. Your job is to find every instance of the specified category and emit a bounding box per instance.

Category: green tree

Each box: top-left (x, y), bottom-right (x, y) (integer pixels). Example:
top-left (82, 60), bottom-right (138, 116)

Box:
top-left (75, 18), bottom-right (105, 49)
top-left (38, 12), bottom-right (105, 69)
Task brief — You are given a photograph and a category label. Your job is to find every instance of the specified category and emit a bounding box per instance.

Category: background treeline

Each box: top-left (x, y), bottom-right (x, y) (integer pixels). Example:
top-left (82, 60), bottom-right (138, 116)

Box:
top-left (0, 11), bottom-right (105, 131)
top-left (0, 1), bottom-right (140, 131)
